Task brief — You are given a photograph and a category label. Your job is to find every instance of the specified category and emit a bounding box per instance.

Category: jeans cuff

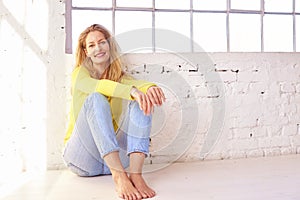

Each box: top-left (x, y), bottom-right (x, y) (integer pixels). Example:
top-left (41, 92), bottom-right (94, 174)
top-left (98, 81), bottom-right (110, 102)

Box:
top-left (127, 149), bottom-right (149, 158)
top-left (101, 148), bottom-right (121, 159)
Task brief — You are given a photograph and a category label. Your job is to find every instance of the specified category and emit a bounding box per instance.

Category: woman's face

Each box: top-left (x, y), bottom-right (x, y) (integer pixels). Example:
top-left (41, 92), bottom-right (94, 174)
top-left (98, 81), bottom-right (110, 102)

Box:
top-left (84, 30), bottom-right (110, 71)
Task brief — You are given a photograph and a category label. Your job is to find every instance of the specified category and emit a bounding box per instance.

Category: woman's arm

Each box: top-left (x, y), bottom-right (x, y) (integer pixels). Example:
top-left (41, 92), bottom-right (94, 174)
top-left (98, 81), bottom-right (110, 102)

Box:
top-left (72, 67), bottom-right (133, 99)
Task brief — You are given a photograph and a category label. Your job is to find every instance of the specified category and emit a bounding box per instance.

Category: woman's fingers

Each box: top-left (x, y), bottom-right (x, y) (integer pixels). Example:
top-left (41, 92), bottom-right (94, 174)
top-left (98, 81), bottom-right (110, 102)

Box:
top-left (142, 94), bottom-right (152, 115)
top-left (147, 87), bottom-right (166, 106)
top-left (147, 88), bottom-right (160, 105)
top-left (136, 92), bottom-right (153, 115)
top-left (132, 87), bottom-right (160, 115)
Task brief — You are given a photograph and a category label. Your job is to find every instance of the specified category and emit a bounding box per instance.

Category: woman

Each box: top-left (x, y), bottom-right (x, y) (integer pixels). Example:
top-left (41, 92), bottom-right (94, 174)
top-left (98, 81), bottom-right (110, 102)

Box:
top-left (62, 24), bottom-right (165, 200)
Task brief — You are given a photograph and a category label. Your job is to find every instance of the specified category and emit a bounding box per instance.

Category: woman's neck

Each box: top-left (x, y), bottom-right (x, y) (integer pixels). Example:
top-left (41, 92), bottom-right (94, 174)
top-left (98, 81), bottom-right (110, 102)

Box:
top-left (93, 62), bottom-right (109, 77)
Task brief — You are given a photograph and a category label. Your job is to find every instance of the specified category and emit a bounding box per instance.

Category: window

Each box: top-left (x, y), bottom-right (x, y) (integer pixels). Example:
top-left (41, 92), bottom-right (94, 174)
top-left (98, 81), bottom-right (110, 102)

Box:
top-left (65, 0), bottom-right (300, 53)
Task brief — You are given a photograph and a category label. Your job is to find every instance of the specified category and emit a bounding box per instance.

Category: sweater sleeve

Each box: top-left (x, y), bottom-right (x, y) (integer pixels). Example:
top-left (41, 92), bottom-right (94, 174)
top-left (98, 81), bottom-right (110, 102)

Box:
top-left (72, 67), bottom-right (133, 100)
top-left (121, 78), bottom-right (157, 94)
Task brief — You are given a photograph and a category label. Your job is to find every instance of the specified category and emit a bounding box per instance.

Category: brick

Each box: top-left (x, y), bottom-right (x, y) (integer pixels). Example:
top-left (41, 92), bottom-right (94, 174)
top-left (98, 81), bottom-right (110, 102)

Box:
top-left (194, 84), bottom-right (209, 98)
top-left (231, 127), bottom-right (252, 139)
top-left (227, 82), bottom-right (250, 94)
top-left (296, 83), bottom-right (300, 93)
top-left (263, 148), bottom-right (281, 156)
top-left (217, 70), bottom-right (237, 83)
top-left (258, 136), bottom-right (290, 148)
top-left (231, 127), bottom-right (267, 139)
top-left (280, 82), bottom-right (296, 93)
top-left (237, 68), bottom-right (267, 82)
top-left (280, 147), bottom-right (297, 155)
top-left (281, 104), bottom-right (297, 118)
top-left (227, 150), bottom-right (246, 159)
top-left (291, 135), bottom-right (300, 146)
top-left (248, 82), bottom-right (268, 95)
top-left (297, 147), bottom-right (300, 154)
top-left (246, 149), bottom-right (264, 158)
top-left (229, 138), bottom-right (259, 150)
top-left (282, 124), bottom-right (297, 136)
top-left (266, 125), bottom-right (282, 136)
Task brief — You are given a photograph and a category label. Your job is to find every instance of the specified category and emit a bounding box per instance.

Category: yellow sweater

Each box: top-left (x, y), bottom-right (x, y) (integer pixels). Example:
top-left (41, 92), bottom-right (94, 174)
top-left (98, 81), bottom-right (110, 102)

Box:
top-left (64, 66), bottom-right (156, 144)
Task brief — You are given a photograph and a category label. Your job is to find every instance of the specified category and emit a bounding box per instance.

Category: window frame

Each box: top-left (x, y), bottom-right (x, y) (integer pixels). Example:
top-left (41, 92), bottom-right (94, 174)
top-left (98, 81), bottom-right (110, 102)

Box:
top-left (65, 0), bottom-right (300, 53)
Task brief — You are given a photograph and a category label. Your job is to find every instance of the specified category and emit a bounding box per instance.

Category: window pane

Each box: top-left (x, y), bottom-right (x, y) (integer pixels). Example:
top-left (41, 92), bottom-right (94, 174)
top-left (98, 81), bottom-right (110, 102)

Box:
top-left (264, 15), bottom-right (293, 52)
top-left (230, 14), bottom-right (261, 52)
top-left (264, 0), bottom-right (293, 12)
top-left (297, 16), bottom-right (300, 52)
top-left (115, 11), bottom-right (152, 34)
top-left (155, 12), bottom-right (190, 52)
top-left (72, 0), bottom-right (112, 7)
top-left (155, 0), bottom-right (190, 9)
top-left (116, 0), bottom-right (152, 8)
top-left (115, 11), bottom-right (152, 53)
top-left (296, 0), bottom-right (300, 12)
top-left (193, 0), bottom-right (226, 10)
top-left (194, 13), bottom-right (227, 52)
top-left (72, 10), bottom-right (112, 53)
top-left (231, 0), bottom-right (261, 10)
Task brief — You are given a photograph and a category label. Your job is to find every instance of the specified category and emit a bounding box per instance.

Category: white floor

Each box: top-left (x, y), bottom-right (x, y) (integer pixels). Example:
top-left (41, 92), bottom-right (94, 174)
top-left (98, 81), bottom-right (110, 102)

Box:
top-left (1, 154), bottom-right (300, 200)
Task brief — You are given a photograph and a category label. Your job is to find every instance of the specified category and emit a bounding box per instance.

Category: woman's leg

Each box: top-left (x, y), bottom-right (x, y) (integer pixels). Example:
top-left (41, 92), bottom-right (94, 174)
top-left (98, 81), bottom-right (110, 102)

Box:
top-left (63, 92), bottom-right (117, 176)
top-left (63, 93), bottom-right (142, 199)
top-left (118, 101), bottom-right (156, 198)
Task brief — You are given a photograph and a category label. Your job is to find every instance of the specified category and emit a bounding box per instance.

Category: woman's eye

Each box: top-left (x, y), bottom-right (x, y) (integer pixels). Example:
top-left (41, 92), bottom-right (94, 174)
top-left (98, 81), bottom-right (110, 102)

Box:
top-left (88, 44), bottom-right (94, 48)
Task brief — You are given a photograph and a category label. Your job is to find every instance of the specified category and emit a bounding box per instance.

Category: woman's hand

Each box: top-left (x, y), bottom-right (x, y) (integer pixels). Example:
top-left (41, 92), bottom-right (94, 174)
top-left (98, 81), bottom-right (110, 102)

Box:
top-left (130, 87), bottom-right (153, 115)
top-left (146, 86), bottom-right (166, 106)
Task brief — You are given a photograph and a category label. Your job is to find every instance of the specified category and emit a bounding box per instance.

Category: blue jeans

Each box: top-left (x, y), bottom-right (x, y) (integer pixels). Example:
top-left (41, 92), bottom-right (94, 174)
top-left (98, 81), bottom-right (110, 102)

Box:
top-left (63, 93), bottom-right (152, 177)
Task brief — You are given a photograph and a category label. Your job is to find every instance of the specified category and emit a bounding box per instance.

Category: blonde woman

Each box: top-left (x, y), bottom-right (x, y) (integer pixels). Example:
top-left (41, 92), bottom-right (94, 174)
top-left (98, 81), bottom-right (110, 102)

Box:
top-left (63, 24), bottom-right (165, 200)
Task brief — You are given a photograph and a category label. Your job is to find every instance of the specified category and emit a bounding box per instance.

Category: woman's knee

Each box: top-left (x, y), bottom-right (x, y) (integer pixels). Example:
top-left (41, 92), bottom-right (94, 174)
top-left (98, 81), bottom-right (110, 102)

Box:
top-left (87, 92), bottom-right (108, 103)
top-left (85, 92), bottom-right (109, 109)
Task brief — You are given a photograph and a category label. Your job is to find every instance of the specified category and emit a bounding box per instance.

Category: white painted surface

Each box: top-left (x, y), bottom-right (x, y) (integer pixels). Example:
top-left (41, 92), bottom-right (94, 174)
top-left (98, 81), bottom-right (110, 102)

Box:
top-left (2, 154), bottom-right (300, 200)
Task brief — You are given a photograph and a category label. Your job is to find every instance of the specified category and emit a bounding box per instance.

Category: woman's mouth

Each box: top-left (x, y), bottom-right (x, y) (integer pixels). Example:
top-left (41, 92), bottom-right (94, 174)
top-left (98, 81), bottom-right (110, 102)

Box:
top-left (95, 52), bottom-right (106, 58)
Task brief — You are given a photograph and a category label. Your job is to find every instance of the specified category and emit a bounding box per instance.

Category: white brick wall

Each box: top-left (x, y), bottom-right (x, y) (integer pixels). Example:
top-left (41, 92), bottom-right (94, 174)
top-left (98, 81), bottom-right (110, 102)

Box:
top-left (123, 53), bottom-right (300, 163)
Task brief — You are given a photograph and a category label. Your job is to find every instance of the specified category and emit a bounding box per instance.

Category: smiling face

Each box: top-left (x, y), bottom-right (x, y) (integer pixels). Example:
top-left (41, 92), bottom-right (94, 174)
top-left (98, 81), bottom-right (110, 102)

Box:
top-left (84, 30), bottom-right (110, 74)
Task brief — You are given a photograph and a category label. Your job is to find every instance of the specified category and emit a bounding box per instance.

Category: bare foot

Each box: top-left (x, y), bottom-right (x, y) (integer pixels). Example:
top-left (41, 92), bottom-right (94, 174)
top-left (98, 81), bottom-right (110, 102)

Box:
top-left (129, 174), bottom-right (156, 199)
top-left (112, 171), bottom-right (142, 200)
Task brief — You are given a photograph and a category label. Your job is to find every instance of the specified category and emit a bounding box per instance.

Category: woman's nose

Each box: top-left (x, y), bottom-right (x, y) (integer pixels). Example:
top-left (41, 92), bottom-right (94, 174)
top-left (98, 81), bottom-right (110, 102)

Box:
top-left (95, 43), bottom-right (101, 51)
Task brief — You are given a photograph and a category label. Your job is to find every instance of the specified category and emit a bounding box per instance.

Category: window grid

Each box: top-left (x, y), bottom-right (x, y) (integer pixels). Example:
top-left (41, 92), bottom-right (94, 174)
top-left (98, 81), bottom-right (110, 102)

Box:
top-left (65, 0), bottom-right (300, 53)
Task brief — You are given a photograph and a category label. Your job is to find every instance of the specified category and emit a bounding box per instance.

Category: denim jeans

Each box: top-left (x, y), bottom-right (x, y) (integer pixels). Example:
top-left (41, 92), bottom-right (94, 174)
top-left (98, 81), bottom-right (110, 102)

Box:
top-left (63, 93), bottom-right (152, 177)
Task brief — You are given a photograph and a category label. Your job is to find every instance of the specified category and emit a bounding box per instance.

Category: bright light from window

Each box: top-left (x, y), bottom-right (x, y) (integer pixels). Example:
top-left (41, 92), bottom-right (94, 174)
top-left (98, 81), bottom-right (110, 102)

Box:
top-left (264, 15), bottom-right (293, 52)
top-left (296, 0), bottom-right (300, 12)
top-left (193, 0), bottom-right (227, 10)
top-left (0, 19), bottom-right (23, 186)
top-left (264, 0), bottom-right (293, 12)
top-left (0, 0), bottom-right (48, 197)
top-left (3, 0), bottom-right (26, 25)
top-left (230, 14), bottom-right (261, 52)
top-left (116, 0), bottom-right (152, 8)
top-left (194, 13), bottom-right (227, 52)
top-left (115, 11), bottom-right (152, 35)
top-left (68, 0), bottom-right (300, 52)
top-left (155, 0), bottom-right (190, 9)
top-left (155, 12), bottom-right (190, 52)
top-left (296, 16), bottom-right (300, 51)
top-left (25, 0), bottom-right (49, 50)
top-left (231, 0), bottom-right (261, 10)
top-left (72, 0), bottom-right (111, 7)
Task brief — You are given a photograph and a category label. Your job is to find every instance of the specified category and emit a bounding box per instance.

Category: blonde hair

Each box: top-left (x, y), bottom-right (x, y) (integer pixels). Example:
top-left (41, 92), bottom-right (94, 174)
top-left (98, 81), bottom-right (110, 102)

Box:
top-left (75, 24), bottom-right (124, 82)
